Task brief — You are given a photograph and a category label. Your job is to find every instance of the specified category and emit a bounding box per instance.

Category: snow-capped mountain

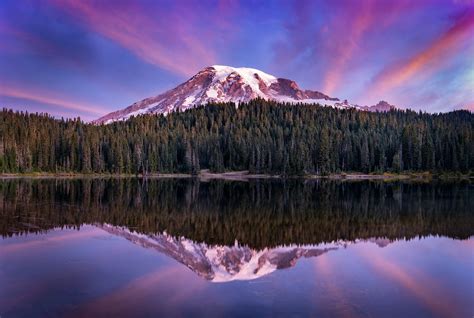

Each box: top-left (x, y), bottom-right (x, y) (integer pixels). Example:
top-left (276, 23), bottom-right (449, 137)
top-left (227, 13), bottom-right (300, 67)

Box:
top-left (94, 65), bottom-right (396, 124)
top-left (98, 224), bottom-right (392, 282)
top-left (360, 100), bottom-right (396, 112)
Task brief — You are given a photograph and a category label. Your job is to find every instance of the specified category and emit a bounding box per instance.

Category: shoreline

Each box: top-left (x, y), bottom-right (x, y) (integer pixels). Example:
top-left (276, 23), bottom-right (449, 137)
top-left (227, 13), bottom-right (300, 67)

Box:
top-left (0, 170), bottom-right (471, 181)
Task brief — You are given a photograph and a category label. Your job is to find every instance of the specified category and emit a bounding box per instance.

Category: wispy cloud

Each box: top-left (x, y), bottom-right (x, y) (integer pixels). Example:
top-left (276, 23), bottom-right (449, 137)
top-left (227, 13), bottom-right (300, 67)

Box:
top-left (366, 8), bottom-right (474, 99)
top-left (320, 1), bottom-right (374, 95)
top-left (0, 22), bottom-right (56, 55)
top-left (0, 83), bottom-right (105, 117)
top-left (50, 0), bottom-right (238, 76)
top-left (272, 0), bottom-right (415, 95)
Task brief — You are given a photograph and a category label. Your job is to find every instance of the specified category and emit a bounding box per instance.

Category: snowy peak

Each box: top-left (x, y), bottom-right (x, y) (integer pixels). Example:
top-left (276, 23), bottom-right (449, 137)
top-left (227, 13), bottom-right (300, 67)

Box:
top-left (94, 65), bottom-right (396, 124)
top-left (211, 65), bottom-right (278, 89)
top-left (97, 224), bottom-right (394, 283)
top-left (364, 100), bottom-right (397, 112)
top-left (97, 224), bottom-right (338, 282)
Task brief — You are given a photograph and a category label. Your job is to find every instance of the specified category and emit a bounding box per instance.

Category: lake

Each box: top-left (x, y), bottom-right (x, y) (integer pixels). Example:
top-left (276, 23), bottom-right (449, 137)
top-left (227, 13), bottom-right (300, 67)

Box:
top-left (1, 178), bottom-right (473, 317)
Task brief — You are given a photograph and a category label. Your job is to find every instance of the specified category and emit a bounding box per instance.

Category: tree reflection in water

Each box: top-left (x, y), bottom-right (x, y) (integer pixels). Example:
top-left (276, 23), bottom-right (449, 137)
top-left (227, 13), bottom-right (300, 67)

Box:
top-left (1, 178), bottom-right (472, 248)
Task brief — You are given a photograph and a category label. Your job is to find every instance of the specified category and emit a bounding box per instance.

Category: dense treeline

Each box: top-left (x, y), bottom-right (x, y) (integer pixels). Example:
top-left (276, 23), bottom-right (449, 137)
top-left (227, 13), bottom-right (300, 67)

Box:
top-left (1, 100), bottom-right (473, 175)
top-left (1, 179), bottom-right (472, 247)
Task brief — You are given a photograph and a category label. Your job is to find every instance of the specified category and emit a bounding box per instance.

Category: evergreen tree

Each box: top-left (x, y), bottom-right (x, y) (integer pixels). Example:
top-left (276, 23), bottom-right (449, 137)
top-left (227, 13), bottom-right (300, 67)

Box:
top-left (317, 128), bottom-right (330, 175)
top-left (0, 103), bottom-right (472, 175)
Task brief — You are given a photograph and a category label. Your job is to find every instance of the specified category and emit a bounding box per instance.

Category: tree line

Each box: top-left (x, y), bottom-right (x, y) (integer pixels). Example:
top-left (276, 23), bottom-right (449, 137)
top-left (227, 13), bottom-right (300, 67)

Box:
top-left (1, 100), bottom-right (473, 175)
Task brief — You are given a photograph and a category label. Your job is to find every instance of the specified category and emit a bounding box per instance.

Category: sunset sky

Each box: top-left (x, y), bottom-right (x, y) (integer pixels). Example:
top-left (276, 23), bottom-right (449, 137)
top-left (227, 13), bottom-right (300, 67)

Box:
top-left (0, 0), bottom-right (473, 121)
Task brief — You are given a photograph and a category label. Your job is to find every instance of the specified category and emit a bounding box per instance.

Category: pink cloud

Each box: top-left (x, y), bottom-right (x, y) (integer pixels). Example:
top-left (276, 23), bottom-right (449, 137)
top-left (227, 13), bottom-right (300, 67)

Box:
top-left (0, 82), bottom-right (106, 117)
top-left (272, 0), bottom-right (416, 95)
top-left (320, 0), bottom-right (424, 95)
top-left (0, 23), bottom-right (56, 55)
top-left (366, 8), bottom-right (474, 99)
top-left (321, 1), bottom-right (374, 95)
top-left (49, 0), bottom-right (238, 76)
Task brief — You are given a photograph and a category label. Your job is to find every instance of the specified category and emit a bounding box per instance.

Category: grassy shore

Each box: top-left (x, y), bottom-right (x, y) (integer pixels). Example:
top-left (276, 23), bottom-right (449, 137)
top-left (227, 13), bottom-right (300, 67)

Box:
top-left (0, 170), bottom-right (471, 181)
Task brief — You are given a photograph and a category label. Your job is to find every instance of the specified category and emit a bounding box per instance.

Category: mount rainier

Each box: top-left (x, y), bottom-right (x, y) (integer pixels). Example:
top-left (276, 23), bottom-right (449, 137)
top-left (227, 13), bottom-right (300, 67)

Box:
top-left (94, 65), bottom-right (396, 124)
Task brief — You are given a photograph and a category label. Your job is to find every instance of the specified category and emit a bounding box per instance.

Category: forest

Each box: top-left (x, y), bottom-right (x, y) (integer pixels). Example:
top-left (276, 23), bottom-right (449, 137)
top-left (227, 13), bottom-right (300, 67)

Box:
top-left (1, 100), bottom-right (473, 175)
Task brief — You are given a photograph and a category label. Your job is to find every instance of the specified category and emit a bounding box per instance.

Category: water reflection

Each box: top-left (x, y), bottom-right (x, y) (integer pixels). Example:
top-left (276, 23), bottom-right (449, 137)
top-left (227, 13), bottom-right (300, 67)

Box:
top-left (0, 178), bottom-right (473, 317)
top-left (100, 223), bottom-right (348, 282)
top-left (1, 178), bottom-right (472, 246)
top-left (356, 248), bottom-right (463, 318)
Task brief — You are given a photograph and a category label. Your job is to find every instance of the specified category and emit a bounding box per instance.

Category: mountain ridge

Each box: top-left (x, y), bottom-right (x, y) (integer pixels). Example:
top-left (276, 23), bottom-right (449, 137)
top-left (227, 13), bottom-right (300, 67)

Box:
top-left (94, 65), bottom-right (396, 124)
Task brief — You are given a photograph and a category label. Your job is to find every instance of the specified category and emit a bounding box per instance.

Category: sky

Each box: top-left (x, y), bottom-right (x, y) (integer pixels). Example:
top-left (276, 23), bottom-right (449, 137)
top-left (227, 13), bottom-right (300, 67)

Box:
top-left (0, 0), bottom-right (473, 121)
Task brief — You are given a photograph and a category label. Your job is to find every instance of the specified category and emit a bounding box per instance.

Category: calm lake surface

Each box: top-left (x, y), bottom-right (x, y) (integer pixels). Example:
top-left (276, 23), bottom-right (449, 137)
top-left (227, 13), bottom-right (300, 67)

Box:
top-left (1, 178), bottom-right (473, 317)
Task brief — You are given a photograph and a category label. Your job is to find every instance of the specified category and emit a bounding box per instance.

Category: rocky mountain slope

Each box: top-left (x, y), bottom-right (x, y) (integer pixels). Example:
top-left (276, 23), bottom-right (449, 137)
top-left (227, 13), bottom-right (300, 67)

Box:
top-left (98, 224), bottom-right (392, 282)
top-left (94, 65), bottom-right (396, 124)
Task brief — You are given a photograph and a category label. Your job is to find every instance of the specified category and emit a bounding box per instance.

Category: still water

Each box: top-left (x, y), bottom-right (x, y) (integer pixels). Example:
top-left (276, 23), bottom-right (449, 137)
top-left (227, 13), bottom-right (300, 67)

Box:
top-left (1, 178), bottom-right (473, 317)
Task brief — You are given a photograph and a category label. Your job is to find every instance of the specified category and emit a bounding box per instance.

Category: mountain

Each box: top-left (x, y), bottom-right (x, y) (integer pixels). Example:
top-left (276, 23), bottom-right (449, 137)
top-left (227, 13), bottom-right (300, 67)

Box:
top-left (98, 224), bottom-right (393, 282)
top-left (360, 100), bottom-right (396, 112)
top-left (94, 65), bottom-right (396, 124)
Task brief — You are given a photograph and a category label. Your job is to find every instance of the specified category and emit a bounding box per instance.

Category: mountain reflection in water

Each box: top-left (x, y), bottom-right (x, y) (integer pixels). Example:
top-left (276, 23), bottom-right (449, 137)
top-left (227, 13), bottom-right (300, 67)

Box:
top-left (0, 178), bottom-right (473, 318)
top-left (99, 224), bottom-right (396, 282)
